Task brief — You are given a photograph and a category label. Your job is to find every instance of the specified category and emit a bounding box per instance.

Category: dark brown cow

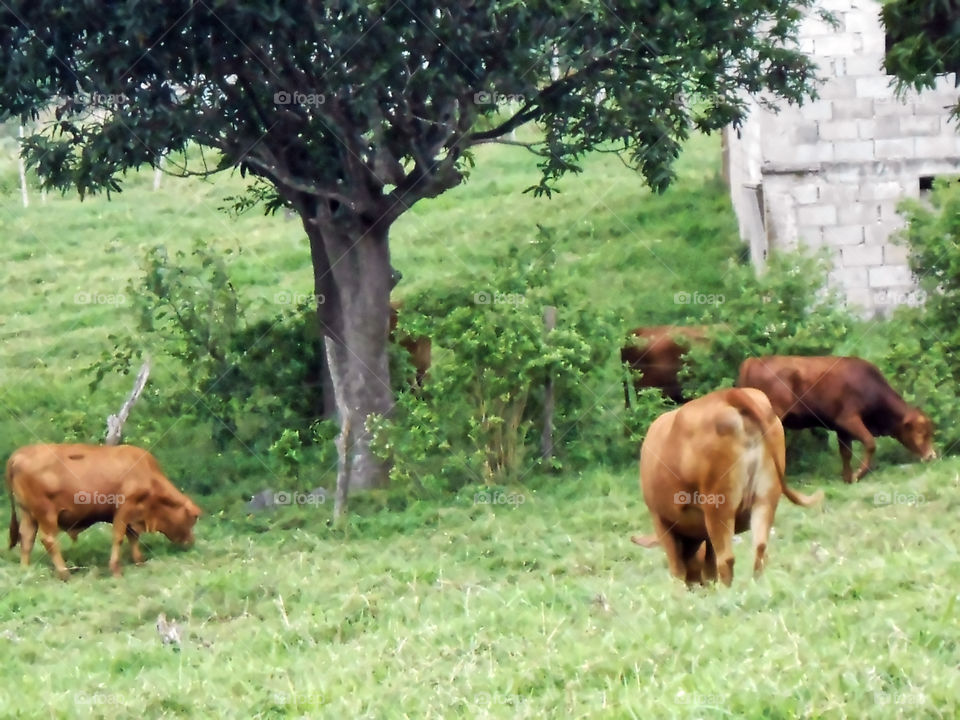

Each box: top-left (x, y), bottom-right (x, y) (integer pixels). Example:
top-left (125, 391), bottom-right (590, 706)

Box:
top-left (737, 355), bottom-right (936, 483)
top-left (621, 325), bottom-right (708, 404)
top-left (632, 387), bottom-right (823, 586)
top-left (390, 300), bottom-right (431, 389)
top-left (7, 443), bottom-right (201, 580)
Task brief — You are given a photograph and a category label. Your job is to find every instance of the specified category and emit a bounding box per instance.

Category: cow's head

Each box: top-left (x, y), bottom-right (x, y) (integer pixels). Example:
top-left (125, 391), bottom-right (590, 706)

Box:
top-left (898, 408), bottom-right (936, 462)
top-left (148, 493), bottom-right (202, 545)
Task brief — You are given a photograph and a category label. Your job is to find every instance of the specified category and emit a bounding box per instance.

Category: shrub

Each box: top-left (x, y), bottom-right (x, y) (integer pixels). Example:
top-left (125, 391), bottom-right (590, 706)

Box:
top-left (91, 241), bottom-right (326, 454)
top-left (679, 248), bottom-right (853, 399)
top-left (371, 229), bottom-right (635, 493)
top-left (877, 178), bottom-right (960, 456)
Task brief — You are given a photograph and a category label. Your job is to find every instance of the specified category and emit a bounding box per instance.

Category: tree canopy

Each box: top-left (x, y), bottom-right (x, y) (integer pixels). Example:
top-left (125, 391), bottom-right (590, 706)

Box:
top-left (1, 1), bottom-right (820, 209)
top-left (883, 0), bottom-right (960, 117)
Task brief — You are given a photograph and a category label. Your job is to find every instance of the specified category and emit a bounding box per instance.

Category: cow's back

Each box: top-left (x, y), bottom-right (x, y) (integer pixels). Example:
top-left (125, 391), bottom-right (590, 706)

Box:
top-left (9, 443), bottom-right (158, 497)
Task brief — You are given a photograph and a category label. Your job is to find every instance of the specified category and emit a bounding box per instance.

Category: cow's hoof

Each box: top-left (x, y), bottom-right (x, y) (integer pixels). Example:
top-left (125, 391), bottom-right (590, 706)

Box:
top-left (56, 571), bottom-right (70, 582)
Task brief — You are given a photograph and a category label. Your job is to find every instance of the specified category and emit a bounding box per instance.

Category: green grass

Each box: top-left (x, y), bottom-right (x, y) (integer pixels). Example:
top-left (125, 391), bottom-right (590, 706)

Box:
top-left (1, 460), bottom-right (957, 718)
top-left (1, 128), bottom-right (956, 718)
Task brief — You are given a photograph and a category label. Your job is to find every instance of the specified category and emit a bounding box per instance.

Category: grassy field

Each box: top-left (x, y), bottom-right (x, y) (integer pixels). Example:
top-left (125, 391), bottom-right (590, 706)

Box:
top-left (1, 126), bottom-right (958, 718)
top-left (1, 460), bottom-right (957, 718)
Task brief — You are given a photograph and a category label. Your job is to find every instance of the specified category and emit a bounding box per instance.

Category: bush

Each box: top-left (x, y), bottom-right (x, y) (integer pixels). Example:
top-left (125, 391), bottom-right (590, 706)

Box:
top-left (877, 308), bottom-right (960, 457)
top-left (371, 229), bottom-right (637, 494)
top-left (877, 178), bottom-right (960, 456)
top-left (91, 241), bottom-right (327, 456)
top-left (679, 248), bottom-right (854, 399)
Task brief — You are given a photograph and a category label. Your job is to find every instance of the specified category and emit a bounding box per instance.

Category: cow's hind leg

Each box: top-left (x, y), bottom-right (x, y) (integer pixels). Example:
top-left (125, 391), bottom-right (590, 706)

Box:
top-left (650, 515), bottom-right (686, 581)
top-left (126, 527), bottom-right (144, 565)
top-left (109, 521), bottom-right (129, 577)
top-left (704, 510), bottom-right (737, 586)
top-left (18, 513), bottom-right (37, 568)
top-left (750, 502), bottom-right (776, 576)
top-left (36, 513), bottom-right (69, 581)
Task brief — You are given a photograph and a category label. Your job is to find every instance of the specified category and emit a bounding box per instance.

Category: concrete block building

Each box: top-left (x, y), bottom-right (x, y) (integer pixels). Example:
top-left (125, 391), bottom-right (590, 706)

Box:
top-left (724, 0), bottom-right (960, 315)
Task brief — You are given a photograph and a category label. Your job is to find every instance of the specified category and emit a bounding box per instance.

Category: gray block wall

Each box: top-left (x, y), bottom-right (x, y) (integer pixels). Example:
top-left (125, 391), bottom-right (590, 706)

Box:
top-left (724, 0), bottom-right (960, 315)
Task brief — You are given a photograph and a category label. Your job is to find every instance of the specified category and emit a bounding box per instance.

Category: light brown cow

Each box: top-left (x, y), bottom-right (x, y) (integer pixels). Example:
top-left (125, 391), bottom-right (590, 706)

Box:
top-left (737, 355), bottom-right (936, 483)
top-left (632, 387), bottom-right (823, 586)
top-left (7, 443), bottom-right (201, 580)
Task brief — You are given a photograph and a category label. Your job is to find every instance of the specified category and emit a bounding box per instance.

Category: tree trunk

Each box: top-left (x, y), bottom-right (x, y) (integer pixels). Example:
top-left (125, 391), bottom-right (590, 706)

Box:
top-left (303, 217), bottom-right (393, 514)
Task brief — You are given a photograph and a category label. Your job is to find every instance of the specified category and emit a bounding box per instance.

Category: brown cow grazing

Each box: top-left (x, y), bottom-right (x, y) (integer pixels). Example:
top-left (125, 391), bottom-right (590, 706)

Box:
top-left (7, 444), bottom-right (201, 580)
top-left (737, 356), bottom-right (936, 483)
top-left (390, 301), bottom-right (431, 390)
top-left (621, 325), bottom-right (708, 404)
top-left (632, 387), bottom-right (823, 586)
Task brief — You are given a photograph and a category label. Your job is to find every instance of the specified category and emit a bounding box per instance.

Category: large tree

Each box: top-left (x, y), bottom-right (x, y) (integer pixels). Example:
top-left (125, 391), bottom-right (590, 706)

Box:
top-left (0, 1), bottom-right (819, 514)
top-left (883, 0), bottom-right (960, 119)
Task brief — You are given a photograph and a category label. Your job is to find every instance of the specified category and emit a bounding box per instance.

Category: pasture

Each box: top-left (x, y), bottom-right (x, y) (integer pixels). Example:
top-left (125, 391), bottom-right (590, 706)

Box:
top-left (1, 463), bottom-right (957, 718)
top-left (1, 129), bottom-right (958, 719)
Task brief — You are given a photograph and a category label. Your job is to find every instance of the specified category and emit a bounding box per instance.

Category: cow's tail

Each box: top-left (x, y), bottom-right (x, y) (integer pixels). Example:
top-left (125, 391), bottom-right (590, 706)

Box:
top-left (725, 388), bottom-right (824, 509)
top-left (734, 357), bottom-right (756, 389)
top-left (6, 456), bottom-right (18, 549)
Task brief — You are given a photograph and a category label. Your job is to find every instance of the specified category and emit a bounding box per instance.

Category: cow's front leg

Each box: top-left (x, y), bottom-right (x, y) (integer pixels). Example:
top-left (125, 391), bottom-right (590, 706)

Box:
top-left (109, 521), bottom-right (128, 577)
top-left (700, 541), bottom-right (718, 583)
top-left (836, 431), bottom-right (855, 484)
top-left (126, 527), bottom-right (144, 565)
top-left (836, 416), bottom-right (876, 482)
top-left (681, 538), bottom-right (707, 585)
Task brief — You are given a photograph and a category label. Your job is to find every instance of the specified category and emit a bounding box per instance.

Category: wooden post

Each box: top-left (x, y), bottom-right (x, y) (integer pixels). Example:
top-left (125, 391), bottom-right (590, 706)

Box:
top-left (18, 125), bottom-right (28, 209)
top-left (105, 359), bottom-right (151, 445)
top-left (541, 306), bottom-right (557, 461)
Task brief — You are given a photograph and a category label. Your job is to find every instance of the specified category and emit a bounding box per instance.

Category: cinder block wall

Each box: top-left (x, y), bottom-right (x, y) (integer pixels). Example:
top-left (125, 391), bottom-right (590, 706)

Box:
top-left (725, 0), bottom-right (960, 315)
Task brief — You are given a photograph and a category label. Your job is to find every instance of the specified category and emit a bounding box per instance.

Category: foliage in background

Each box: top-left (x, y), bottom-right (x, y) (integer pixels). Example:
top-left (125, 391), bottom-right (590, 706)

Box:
top-left (679, 248), bottom-right (853, 398)
top-left (372, 228), bottom-right (634, 494)
top-left (878, 179), bottom-right (960, 455)
top-left (91, 241), bottom-right (329, 462)
top-left (883, 0), bottom-right (960, 119)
